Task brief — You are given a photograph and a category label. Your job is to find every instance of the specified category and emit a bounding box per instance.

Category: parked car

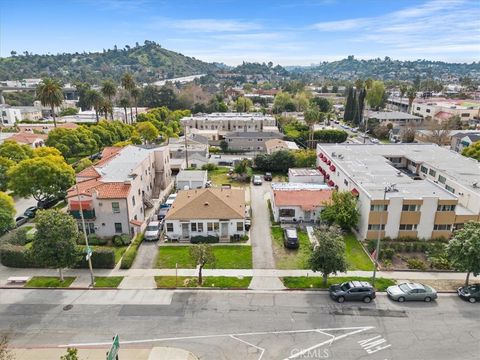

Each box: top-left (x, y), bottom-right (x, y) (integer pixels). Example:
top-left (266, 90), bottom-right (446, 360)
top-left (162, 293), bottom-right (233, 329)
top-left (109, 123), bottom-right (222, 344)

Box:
top-left (15, 216), bottom-right (29, 227)
top-left (157, 207), bottom-right (169, 220)
top-left (371, 138), bottom-right (380, 144)
top-left (387, 282), bottom-right (438, 302)
top-left (252, 175), bottom-right (263, 186)
top-left (144, 221), bottom-right (161, 241)
top-left (165, 193), bottom-right (177, 207)
top-left (329, 281), bottom-right (376, 303)
top-left (283, 228), bottom-right (299, 249)
top-left (37, 197), bottom-right (59, 210)
top-left (24, 206), bottom-right (38, 218)
top-left (457, 284), bottom-right (480, 303)
top-left (264, 172), bottom-right (272, 181)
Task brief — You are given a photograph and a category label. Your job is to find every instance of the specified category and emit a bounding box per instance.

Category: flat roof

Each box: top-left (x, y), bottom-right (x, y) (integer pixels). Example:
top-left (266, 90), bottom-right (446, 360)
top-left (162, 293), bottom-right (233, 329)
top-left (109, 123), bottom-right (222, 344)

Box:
top-left (289, 168), bottom-right (322, 176)
top-left (225, 131), bottom-right (282, 139)
top-left (366, 111), bottom-right (422, 120)
top-left (271, 182), bottom-right (331, 191)
top-left (318, 144), bottom-right (479, 199)
top-left (176, 170), bottom-right (207, 181)
top-left (181, 112), bottom-right (275, 121)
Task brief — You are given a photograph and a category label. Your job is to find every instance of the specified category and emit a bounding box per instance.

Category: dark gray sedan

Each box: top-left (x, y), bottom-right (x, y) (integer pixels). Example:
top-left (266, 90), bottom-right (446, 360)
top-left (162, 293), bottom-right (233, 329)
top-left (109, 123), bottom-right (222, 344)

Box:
top-left (387, 282), bottom-right (438, 302)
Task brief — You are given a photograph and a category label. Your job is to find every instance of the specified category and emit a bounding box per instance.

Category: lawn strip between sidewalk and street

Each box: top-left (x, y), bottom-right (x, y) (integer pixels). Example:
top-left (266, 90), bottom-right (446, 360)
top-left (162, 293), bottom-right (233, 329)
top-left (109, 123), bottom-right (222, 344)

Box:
top-left (282, 276), bottom-right (395, 291)
top-left (155, 276), bottom-right (252, 288)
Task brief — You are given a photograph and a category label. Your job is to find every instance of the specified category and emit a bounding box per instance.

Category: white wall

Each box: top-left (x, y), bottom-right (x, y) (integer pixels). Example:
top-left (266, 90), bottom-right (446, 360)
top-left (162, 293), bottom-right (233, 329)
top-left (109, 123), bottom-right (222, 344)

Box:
top-left (165, 218), bottom-right (245, 239)
top-left (417, 197), bottom-right (438, 239)
top-left (384, 197), bottom-right (402, 238)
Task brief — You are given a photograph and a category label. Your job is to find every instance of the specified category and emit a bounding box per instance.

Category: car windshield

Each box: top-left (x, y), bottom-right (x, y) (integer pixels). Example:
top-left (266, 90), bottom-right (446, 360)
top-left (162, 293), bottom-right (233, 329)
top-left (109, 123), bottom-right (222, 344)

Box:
top-left (340, 283), bottom-right (351, 291)
top-left (146, 226), bottom-right (157, 231)
top-left (399, 284), bottom-right (411, 292)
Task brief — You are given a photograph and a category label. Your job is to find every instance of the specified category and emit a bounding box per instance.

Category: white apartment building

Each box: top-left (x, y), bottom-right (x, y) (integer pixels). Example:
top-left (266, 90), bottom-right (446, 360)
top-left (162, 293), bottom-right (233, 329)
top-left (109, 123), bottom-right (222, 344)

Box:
top-left (0, 105), bottom-right (21, 126)
top-left (317, 144), bottom-right (480, 240)
top-left (411, 99), bottom-right (480, 123)
top-left (67, 145), bottom-right (172, 238)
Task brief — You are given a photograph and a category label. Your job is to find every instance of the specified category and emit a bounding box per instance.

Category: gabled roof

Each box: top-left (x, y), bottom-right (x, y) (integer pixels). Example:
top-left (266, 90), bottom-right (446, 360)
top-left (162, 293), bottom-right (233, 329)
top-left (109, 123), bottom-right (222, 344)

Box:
top-left (273, 189), bottom-right (333, 211)
top-left (8, 133), bottom-right (47, 144)
top-left (166, 188), bottom-right (245, 220)
top-left (76, 166), bottom-right (101, 179)
top-left (66, 178), bottom-right (131, 199)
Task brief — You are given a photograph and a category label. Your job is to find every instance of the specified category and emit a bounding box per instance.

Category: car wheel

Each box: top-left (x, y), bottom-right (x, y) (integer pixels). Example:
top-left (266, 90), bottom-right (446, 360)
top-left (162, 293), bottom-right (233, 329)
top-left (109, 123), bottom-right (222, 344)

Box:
top-left (398, 297), bottom-right (405, 303)
top-left (424, 297), bottom-right (432, 302)
top-left (468, 297), bottom-right (476, 303)
top-left (337, 296), bottom-right (345, 303)
top-left (363, 296), bottom-right (372, 303)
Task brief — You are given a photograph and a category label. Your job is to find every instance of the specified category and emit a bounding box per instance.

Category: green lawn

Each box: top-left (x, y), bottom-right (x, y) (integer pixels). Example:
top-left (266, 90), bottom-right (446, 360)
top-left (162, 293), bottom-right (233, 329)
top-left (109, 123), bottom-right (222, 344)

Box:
top-left (25, 276), bottom-right (75, 288)
top-left (155, 245), bottom-right (252, 269)
top-left (282, 276), bottom-right (395, 291)
top-left (155, 276), bottom-right (252, 288)
top-left (344, 233), bottom-right (374, 270)
top-left (93, 276), bottom-right (124, 288)
top-left (271, 226), bottom-right (312, 269)
top-left (208, 167), bottom-right (249, 187)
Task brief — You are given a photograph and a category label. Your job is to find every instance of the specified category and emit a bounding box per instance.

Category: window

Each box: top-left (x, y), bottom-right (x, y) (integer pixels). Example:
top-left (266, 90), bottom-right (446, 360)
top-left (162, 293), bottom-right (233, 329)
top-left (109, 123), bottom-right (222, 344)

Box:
top-left (166, 223), bottom-right (173, 232)
top-left (236, 222), bottom-right (243, 231)
top-left (368, 224), bottom-right (385, 230)
top-left (114, 223), bottom-right (123, 233)
top-left (437, 204), bottom-right (456, 211)
top-left (461, 113), bottom-right (470, 117)
top-left (207, 222), bottom-right (219, 231)
top-left (399, 224), bottom-right (418, 231)
top-left (132, 196), bottom-right (136, 206)
top-left (191, 223), bottom-right (197, 232)
top-left (112, 202), bottom-right (120, 213)
top-left (428, 169), bottom-right (436, 177)
top-left (434, 224), bottom-right (452, 231)
top-left (416, 106), bottom-right (420, 111)
top-left (445, 185), bottom-right (455, 194)
top-left (214, 222), bottom-right (219, 231)
top-left (438, 175), bottom-right (446, 184)
top-left (198, 223), bottom-right (204, 232)
top-left (420, 166), bottom-right (428, 174)
top-left (279, 208), bottom-right (295, 217)
top-left (370, 204), bottom-right (388, 212)
top-left (402, 204), bottom-right (420, 211)
top-left (426, 109), bottom-right (431, 113)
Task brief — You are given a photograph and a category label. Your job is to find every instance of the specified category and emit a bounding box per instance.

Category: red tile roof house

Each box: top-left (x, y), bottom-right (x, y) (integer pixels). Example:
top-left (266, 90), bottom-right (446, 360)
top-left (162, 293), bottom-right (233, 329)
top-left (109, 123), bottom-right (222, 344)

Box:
top-left (66, 145), bottom-right (172, 238)
top-left (271, 185), bottom-right (333, 223)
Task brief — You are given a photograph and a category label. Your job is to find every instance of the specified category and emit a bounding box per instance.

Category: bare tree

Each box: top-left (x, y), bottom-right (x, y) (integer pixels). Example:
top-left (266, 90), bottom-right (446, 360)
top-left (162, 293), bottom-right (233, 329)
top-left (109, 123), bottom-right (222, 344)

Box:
top-left (0, 335), bottom-right (14, 360)
top-left (425, 120), bottom-right (452, 145)
top-left (401, 126), bottom-right (416, 143)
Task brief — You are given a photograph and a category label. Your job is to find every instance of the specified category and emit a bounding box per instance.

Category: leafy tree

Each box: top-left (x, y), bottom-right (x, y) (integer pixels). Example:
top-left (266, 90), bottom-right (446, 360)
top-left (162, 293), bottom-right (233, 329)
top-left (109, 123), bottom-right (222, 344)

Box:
top-left (75, 158), bottom-right (93, 173)
top-left (294, 92), bottom-right (310, 112)
top-left (447, 222), bottom-right (480, 286)
top-left (373, 125), bottom-right (390, 140)
top-left (310, 97), bottom-right (332, 113)
top-left (314, 129), bottom-right (348, 143)
top-left (304, 107), bottom-right (321, 149)
top-left (101, 79), bottom-right (117, 119)
top-left (46, 127), bottom-right (99, 158)
top-left (462, 141), bottom-right (480, 161)
top-left (234, 158), bottom-right (252, 181)
top-left (189, 244), bottom-right (215, 285)
top-left (136, 121), bottom-right (159, 143)
top-left (0, 192), bottom-right (15, 235)
top-left (401, 127), bottom-right (416, 143)
top-left (309, 225), bottom-right (347, 285)
top-left (0, 157), bottom-right (14, 191)
top-left (33, 146), bottom-right (63, 158)
top-left (273, 91), bottom-right (295, 113)
top-left (32, 210), bottom-right (79, 281)
top-left (220, 140), bottom-right (228, 152)
top-left (320, 191), bottom-right (360, 230)
top-left (235, 97), bottom-right (253, 112)
top-left (60, 347), bottom-right (80, 360)
top-left (8, 156), bottom-right (75, 202)
top-left (0, 140), bottom-right (33, 162)
top-left (365, 80), bottom-right (385, 110)
top-left (59, 107), bottom-right (78, 116)
top-left (75, 82), bottom-right (91, 111)
top-left (343, 86), bottom-right (355, 122)
top-left (254, 150), bottom-right (296, 173)
top-left (293, 149), bottom-right (316, 168)
top-left (36, 77), bottom-right (64, 127)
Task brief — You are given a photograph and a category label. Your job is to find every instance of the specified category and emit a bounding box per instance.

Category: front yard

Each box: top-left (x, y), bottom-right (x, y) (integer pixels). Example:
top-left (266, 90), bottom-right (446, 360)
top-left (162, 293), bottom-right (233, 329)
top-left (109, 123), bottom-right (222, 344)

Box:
top-left (345, 233), bottom-right (374, 270)
top-left (208, 167), bottom-right (249, 187)
top-left (271, 226), bottom-right (311, 269)
top-left (155, 245), bottom-right (253, 269)
top-left (155, 276), bottom-right (252, 288)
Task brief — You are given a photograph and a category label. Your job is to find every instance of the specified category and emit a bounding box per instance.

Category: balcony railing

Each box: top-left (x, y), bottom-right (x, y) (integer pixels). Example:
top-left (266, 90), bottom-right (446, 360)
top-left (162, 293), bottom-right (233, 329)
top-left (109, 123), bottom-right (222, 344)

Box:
top-left (69, 209), bottom-right (96, 220)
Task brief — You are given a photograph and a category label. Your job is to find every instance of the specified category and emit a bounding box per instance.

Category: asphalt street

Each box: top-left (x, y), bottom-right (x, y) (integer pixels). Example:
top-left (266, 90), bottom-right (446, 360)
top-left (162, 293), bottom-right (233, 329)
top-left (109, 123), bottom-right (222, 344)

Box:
top-left (1, 289), bottom-right (478, 360)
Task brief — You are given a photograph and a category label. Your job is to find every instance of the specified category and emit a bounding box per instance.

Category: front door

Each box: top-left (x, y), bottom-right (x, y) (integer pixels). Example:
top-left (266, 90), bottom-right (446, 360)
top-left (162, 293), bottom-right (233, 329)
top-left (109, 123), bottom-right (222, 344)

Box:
top-left (221, 222), bottom-right (229, 238)
top-left (181, 223), bottom-right (189, 239)
top-left (304, 211), bottom-right (311, 221)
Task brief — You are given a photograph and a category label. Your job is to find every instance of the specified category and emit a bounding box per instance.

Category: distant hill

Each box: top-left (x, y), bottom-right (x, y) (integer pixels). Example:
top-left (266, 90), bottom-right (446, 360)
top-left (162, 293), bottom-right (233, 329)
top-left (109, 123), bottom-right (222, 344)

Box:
top-left (289, 56), bottom-right (480, 81)
top-left (0, 41), bottom-right (219, 84)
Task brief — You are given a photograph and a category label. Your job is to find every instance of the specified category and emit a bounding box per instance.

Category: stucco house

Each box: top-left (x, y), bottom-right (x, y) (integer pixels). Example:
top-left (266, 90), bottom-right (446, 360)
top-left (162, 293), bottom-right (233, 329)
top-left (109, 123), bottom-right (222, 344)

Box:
top-left (176, 170), bottom-right (208, 190)
top-left (164, 188), bottom-right (246, 242)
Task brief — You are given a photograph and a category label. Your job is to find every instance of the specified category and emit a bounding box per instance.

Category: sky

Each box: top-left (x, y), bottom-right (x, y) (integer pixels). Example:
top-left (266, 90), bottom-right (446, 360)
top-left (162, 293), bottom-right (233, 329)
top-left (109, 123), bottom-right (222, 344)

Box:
top-left (1, 0), bottom-right (479, 65)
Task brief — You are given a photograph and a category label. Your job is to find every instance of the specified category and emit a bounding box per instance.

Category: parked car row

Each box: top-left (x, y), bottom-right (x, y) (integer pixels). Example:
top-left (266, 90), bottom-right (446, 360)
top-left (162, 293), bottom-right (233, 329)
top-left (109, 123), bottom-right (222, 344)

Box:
top-left (329, 281), bottom-right (480, 304)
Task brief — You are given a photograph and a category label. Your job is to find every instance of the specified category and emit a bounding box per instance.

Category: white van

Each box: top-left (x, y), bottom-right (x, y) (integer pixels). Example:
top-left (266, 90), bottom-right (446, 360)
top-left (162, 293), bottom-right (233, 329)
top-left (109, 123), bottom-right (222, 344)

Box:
top-left (144, 221), bottom-right (161, 241)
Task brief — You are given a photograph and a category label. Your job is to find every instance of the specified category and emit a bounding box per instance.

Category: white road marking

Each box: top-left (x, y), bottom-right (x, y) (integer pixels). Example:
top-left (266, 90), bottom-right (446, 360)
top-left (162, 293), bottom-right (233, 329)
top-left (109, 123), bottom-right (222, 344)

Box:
top-left (230, 335), bottom-right (266, 360)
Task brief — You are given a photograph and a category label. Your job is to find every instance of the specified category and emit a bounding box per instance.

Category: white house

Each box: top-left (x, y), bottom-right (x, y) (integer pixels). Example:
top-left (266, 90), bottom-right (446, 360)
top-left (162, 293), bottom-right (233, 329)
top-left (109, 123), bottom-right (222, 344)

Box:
top-left (176, 170), bottom-right (208, 190)
top-left (164, 188), bottom-right (245, 242)
top-left (0, 105), bottom-right (21, 126)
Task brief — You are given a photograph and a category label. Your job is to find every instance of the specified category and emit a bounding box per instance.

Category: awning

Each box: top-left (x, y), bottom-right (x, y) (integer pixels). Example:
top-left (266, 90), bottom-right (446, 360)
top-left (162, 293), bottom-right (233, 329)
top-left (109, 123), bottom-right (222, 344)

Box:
top-left (324, 173), bottom-right (330, 179)
top-left (351, 188), bottom-right (359, 197)
top-left (322, 157), bottom-right (328, 163)
top-left (69, 200), bottom-right (93, 210)
top-left (330, 165), bottom-right (336, 171)
top-left (328, 180), bottom-right (335, 187)
top-left (319, 153), bottom-right (324, 159)
top-left (327, 160), bottom-right (331, 165)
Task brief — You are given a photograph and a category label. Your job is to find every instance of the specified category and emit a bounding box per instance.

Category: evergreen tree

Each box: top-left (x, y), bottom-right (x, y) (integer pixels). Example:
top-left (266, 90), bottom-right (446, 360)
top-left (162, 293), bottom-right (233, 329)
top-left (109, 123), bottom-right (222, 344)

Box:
top-left (343, 87), bottom-right (355, 122)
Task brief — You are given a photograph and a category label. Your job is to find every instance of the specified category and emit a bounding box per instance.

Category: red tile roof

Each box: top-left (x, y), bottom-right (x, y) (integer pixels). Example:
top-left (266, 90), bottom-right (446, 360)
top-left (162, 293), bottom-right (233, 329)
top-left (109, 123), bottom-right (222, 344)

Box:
top-left (67, 179), bottom-right (130, 199)
top-left (76, 166), bottom-right (100, 179)
top-left (8, 133), bottom-right (47, 144)
top-left (435, 111), bottom-right (453, 120)
top-left (130, 220), bottom-right (143, 226)
top-left (273, 189), bottom-right (333, 211)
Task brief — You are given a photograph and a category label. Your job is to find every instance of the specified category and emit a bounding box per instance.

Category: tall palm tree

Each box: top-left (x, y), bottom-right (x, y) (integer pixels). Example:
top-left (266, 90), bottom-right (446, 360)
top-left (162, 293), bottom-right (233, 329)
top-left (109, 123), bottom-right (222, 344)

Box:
top-left (304, 107), bottom-right (321, 149)
top-left (130, 86), bottom-right (141, 119)
top-left (406, 87), bottom-right (417, 114)
top-left (85, 89), bottom-right (104, 123)
top-left (399, 84), bottom-right (408, 112)
top-left (121, 73), bottom-right (136, 123)
top-left (118, 97), bottom-right (130, 124)
top-left (101, 79), bottom-right (117, 120)
top-left (101, 99), bottom-right (112, 120)
top-left (36, 78), bottom-right (64, 127)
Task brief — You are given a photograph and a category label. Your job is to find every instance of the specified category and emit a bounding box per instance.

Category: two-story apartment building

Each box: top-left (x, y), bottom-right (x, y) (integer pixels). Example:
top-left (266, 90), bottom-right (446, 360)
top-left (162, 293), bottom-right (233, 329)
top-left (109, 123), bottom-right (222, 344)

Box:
top-left (67, 145), bottom-right (172, 238)
top-left (317, 144), bottom-right (480, 240)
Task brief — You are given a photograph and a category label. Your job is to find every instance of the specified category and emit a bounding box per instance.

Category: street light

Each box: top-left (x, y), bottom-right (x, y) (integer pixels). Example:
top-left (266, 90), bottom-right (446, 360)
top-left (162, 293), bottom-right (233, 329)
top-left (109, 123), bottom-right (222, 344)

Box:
top-left (75, 184), bottom-right (95, 287)
top-left (372, 184), bottom-right (395, 286)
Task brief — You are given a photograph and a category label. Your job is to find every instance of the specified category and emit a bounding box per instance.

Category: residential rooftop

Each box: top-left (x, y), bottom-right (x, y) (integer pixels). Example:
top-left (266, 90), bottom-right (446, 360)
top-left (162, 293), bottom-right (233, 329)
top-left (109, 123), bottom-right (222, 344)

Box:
top-left (318, 143), bottom-right (479, 199)
top-left (289, 168), bottom-right (322, 177)
top-left (365, 111), bottom-right (422, 120)
top-left (224, 131), bottom-right (282, 139)
top-left (271, 182), bottom-right (331, 191)
top-left (176, 170), bottom-right (207, 182)
top-left (181, 112), bottom-right (275, 121)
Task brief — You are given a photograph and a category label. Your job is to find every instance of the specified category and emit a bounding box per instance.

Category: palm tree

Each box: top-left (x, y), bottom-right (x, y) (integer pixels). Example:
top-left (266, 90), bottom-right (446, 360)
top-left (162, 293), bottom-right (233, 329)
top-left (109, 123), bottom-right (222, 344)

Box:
top-left (304, 107), bottom-right (321, 149)
top-left (118, 97), bottom-right (130, 124)
top-left (101, 99), bottom-right (112, 120)
top-left (85, 89), bottom-right (104, 123)
top-left (101, 80), bottom-right (117, 120)
top-left (406, 87), bottom-right (417, 114)
top-left (399, 84), bottom-right (408, 111)
top-left (36, 78), bottom-right (64, 127)
top-left (130, 86), bottom-right (141, 119)
top-left (121, 73), bottom-right (136, 123)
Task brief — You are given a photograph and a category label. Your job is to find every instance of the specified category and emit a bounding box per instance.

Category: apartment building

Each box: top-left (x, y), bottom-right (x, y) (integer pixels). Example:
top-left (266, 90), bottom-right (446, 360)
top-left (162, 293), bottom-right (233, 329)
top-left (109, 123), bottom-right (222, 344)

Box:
top-left (66, 145), bottom-right (172, 238)
top-left (0, 105), bottom-right (21, 126)
top-left (317, 144), bottom-right (480, 240)
top-left (411, 99), bottom-right (480, 123)
top-left (365, 111), bottom-right (423, 128)
top-left (224, 131), bottom-right (283, 152)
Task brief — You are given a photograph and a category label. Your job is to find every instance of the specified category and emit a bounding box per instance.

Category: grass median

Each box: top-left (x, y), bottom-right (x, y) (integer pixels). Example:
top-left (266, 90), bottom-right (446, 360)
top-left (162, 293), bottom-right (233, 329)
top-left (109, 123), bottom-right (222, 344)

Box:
top-left (93, 276), bottom-right (124, 288)
top-left (282, 276), bottom-right (395, 291)
top-left (155, 276), bottom-right (252, 288)
top-left (155, 245), bottom-right (252, 269)
top-left (25, 276), bottom-right (75, 288)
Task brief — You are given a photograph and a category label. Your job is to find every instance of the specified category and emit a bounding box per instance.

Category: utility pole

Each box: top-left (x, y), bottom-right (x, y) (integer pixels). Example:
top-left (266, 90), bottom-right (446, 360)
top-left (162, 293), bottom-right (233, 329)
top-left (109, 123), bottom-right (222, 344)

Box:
top-left (76, 184), bottom-right (95, 287)
top-left (184, 124), bottom-right (189, 168)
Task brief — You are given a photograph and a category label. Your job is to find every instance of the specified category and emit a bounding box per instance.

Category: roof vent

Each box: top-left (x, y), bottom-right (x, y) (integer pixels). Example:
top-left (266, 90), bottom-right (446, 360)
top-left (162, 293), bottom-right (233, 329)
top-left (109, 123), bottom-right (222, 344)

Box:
top-left (204, 202), bottom-right (209, 206)
top-left (473, 182), bottom-right (478, 188)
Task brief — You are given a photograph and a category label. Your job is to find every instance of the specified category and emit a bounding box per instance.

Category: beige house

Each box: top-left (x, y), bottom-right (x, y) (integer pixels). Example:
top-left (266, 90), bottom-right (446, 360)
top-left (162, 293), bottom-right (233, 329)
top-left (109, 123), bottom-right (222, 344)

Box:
top-left (164, 188), bottom-right (246, 242)
top-left (67, 145), bottom-right (172, 238)
top-left (224, 131), bottom-right (283, 152)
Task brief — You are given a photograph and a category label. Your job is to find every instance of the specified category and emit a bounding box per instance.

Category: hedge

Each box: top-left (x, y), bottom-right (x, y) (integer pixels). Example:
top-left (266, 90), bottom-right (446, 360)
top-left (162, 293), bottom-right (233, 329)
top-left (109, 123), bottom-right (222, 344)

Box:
top-left (77, 234), bottom-right (108, 246)
top-left (120, 234), bottom-right (144, 269)
top-left (190, 235), bottom-right (219, 244)
top-left (76, 246), bottom-right (115, 269)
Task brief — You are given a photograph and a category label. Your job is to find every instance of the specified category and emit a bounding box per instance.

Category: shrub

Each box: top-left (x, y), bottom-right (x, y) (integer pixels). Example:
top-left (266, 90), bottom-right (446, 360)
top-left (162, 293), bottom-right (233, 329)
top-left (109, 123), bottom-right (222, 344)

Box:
top-left (381, 247), bottom-right (395, 260)
top-left (77, 234), bottom-right (108, 246)
top-left (191, 235), bottom-right (219, 244)
top-left (0, 244), bottom-right (38, 267)
top-left (208, 147), bottom-right (220, 154)
top-left (382, 259), bottom-right (393, 270)
top-left (76, 246), bottom-right (115, 269)
top-left (201, 163), bottom-right (218, 171)
top-left (411, 242), bottom-right (419, 252)
top-left (267, 199), bottom-right (277, 224)
top-left (366, 239), bottom-right (376, 253)
top-left (429, 256), bottom-right (451, 270)
top-left (120, 234), bottom-right (143, 269)
top-left (7, 228), bottom-right (30, 246)
top-left (406, 258), bottom-right (427, 270)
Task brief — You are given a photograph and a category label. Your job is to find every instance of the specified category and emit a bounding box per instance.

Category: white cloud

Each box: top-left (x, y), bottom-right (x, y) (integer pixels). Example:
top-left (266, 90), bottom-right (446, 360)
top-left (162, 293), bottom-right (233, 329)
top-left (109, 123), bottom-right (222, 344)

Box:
top-left (311, 18), bottom-right (368, 31)
top-left (152, 18), bottom-right (261, 32)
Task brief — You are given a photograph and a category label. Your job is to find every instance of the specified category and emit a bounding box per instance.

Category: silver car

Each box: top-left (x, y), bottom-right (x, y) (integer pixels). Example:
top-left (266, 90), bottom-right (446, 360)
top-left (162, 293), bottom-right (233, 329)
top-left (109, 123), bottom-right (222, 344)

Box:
top-left (387, 282), bottom-right (438, 302)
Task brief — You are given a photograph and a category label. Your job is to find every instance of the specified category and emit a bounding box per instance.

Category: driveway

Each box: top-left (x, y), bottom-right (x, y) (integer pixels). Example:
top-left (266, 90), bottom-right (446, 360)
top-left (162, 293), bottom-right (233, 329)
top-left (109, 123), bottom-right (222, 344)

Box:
top-left (131, 241), bottom-right (159, 269)
top-left (13, 195), bottom-right (37, 217)
top-left (250, 182), bottom-right (275, 269)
